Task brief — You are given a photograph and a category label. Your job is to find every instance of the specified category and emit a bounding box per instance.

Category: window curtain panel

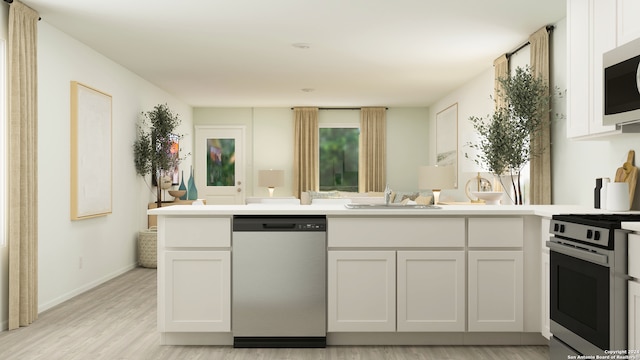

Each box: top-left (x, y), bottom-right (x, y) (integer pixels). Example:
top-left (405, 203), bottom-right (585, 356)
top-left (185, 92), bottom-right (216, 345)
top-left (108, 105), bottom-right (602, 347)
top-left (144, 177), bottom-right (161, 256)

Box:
top-left (293, 107), bottom-right (319, 199)
top-left (7, 0), bottom-right (39, 330)
top-left (493, 54), bottom-right (509, 110)
top-left (529, 26), bottom-right (552, 205)
top-left (359, 107), bottom-right (386, 192)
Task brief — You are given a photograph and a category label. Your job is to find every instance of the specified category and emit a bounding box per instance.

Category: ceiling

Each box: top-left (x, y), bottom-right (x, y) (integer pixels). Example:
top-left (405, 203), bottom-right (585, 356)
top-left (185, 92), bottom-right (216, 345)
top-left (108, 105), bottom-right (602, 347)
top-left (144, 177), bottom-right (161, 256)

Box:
top-left (20, 0), bottom-right (566, 108)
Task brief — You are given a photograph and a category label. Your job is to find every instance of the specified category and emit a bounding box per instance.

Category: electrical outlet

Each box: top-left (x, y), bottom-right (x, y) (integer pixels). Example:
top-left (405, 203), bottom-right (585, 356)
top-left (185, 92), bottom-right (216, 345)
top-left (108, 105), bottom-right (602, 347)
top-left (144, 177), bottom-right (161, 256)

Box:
top-left (79, 256), bottom-right (83, 269)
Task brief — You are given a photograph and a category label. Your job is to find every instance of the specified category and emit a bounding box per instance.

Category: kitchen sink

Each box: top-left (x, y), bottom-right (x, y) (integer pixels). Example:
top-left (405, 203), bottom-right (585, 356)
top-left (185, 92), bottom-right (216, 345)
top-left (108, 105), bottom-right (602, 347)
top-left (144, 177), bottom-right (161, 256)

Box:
top-left (344, 203), bottom-right (441, 210)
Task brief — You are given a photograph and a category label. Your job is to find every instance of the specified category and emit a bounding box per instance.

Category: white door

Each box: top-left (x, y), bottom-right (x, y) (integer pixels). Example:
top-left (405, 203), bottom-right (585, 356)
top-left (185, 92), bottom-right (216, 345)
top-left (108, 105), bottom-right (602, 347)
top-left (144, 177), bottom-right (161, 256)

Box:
top-left (397, 251), bottom-right (465, 332)
top-left (163, 250), bottom-right (231, 332)
top-left (468, 250), bottom-right (524, 332)
top-left (194, 126), bottom-right (245, 204)
top-left (327, 250), bottom-right (396, 332)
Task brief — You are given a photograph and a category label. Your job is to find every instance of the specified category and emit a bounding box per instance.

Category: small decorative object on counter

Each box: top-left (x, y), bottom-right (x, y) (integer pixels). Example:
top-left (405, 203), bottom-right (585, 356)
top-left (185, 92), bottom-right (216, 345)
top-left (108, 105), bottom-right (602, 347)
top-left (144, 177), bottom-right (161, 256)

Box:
top-left (595, 178), bottom-right (603, 209)
top-left (187, 165), bottom-right (198, 200)
top-left (178, 170), bottom-right (187, 200)
top-left (607, 182), bottom-right (631, 212)
top-left (601, 177), bottom-right (610, 210)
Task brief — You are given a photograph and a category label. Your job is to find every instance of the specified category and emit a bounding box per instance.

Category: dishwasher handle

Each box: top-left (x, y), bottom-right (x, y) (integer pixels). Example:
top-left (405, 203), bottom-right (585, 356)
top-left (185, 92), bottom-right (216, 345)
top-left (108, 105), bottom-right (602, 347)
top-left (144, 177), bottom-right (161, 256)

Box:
top-left (263, 223), bottom-right (296, 230)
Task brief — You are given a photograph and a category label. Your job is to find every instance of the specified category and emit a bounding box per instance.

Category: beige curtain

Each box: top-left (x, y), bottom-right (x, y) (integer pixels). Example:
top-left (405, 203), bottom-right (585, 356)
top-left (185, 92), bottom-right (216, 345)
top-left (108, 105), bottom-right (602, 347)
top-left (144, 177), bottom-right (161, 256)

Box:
top-left (293, 107), bottom-right (319, 199)
top-left (493, 54), bottom-right (509, 110)
top-left (529, 26), bottom-right (552, 205)
top-left (359, 107), bottom-right (386, 192)
top-left (8, 0), bottom-right (39, 330)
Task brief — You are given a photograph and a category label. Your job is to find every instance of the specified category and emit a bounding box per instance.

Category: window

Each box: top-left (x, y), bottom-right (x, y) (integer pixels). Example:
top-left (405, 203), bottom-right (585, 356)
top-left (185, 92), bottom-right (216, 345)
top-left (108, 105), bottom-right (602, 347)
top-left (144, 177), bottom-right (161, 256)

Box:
top-left (319, 126), bottom-right (359, 192)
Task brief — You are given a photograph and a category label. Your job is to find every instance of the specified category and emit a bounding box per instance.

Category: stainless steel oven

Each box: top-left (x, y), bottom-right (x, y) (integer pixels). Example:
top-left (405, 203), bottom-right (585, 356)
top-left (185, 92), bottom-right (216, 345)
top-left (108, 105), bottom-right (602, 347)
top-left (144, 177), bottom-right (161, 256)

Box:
top-left (548, 214), bottom-right (639, 359)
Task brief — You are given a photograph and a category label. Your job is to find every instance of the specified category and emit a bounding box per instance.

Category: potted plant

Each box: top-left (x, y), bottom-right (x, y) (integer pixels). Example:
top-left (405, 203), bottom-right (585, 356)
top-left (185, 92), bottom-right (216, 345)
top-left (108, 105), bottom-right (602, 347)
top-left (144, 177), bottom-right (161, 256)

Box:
top-left (133, 103), bottom-right (184, 208)
top-left (466, 66), bottom-right (553, 205)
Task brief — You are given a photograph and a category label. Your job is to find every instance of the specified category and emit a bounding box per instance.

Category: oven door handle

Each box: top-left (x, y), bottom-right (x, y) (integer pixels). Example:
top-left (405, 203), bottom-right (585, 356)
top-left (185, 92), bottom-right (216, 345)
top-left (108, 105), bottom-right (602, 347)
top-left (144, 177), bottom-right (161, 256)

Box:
top-left (546, 241), bottom-right (609, 266)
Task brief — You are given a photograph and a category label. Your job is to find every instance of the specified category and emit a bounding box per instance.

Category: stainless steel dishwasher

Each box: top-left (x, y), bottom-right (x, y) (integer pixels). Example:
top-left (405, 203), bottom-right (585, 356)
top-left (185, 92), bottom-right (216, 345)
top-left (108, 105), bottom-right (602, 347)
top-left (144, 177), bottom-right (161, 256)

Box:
top-left (232, 215), bottom-right (326, 348)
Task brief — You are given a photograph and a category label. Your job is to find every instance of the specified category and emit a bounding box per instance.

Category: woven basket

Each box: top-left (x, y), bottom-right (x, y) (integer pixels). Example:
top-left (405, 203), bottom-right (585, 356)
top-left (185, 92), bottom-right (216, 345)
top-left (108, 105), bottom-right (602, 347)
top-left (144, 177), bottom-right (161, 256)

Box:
top-left (138, 227), bottom-right (157, 268)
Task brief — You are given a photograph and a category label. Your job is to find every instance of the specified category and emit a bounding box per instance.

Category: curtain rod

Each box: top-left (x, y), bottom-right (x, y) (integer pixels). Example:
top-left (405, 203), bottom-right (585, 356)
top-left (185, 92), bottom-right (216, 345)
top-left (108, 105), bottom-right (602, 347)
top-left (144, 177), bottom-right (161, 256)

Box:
top-left (290, 107), bottom-right (388, 110)
top-left (4, 0), bottom-right (42, 20)
top-left (506, 25), bottom-right (554, 59)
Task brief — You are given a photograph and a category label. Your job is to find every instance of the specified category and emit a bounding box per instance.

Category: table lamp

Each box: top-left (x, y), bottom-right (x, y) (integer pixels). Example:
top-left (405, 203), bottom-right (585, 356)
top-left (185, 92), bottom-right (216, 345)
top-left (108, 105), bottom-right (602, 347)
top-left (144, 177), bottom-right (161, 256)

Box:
top-left (418, 165), bottom-right (455, 205)
top-left (258, 169), bottom-right (284, 197)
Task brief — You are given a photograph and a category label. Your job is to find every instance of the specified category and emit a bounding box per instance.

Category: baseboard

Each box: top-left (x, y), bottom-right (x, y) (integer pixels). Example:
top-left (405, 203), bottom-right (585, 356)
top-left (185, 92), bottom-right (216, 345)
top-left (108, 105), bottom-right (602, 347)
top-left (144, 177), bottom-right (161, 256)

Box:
top-left (38, 263), bottom-right (137, 313)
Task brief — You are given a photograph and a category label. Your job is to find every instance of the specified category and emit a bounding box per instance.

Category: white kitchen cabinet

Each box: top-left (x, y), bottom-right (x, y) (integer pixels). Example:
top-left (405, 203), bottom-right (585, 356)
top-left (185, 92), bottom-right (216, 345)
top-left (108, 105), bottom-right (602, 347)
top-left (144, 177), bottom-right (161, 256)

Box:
top-left (162, 250), bottom-right (231, 332)
top-left (397, 251), bottom-right (465, 332)
top-left (327, 251), bottom-right (396, 332)
top-left (468, 250), bottom-right (524, 332)
top-left (566, 0), bottom-right (619, 138)
top-left (617, 0), bottom-right (640, 46)
top-left (540, 217), bottom-right (551, 339)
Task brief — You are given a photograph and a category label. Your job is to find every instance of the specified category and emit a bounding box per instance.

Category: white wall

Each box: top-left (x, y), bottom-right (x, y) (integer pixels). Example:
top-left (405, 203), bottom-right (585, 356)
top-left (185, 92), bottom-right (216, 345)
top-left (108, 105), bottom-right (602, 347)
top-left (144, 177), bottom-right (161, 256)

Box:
top-left (1, 18), bottom-right (194, 330)
top-left (193, 107), bottom-right (430, 198)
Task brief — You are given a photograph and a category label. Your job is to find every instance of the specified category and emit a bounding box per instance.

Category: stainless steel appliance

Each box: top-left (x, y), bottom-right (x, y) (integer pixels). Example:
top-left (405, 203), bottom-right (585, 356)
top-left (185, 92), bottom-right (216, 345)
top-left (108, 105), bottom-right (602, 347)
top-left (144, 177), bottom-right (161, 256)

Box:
top-left (548, 214), bottom-right (640, 358)
top-left (232, 215), bottom-right (327, 348)
top-left (603, 36), bottom-right (640, 127)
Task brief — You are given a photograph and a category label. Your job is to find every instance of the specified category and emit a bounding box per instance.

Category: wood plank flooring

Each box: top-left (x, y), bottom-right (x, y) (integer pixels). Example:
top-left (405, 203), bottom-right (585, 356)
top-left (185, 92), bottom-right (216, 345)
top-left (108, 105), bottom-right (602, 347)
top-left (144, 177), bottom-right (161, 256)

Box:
top-left (0, 268), bottom-right (549, 359)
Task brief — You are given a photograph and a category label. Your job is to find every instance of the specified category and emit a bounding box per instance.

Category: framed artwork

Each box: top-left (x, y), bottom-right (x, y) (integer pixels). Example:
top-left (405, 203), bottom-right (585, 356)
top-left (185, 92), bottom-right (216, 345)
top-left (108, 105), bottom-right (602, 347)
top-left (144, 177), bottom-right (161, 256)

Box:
top-left (70, 81), bottom-right (112, 220)
top-left (436, 103), bottom-right (458, 188)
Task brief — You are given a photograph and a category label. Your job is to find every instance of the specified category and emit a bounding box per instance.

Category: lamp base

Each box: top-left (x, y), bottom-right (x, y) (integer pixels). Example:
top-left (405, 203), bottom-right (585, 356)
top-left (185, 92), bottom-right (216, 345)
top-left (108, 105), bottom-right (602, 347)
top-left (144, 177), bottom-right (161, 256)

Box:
top-left (268, 187), bottom-right (275, 197)
top-left (433, 189), bottom-right (441, 205)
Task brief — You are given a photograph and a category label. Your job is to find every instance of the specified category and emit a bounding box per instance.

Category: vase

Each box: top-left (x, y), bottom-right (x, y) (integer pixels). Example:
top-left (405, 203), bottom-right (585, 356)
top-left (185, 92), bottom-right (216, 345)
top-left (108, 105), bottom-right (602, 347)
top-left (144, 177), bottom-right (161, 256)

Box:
top-left (187, 166), bottom-right (198, 200)
top-left (178, 170), bottom-right (187, 200)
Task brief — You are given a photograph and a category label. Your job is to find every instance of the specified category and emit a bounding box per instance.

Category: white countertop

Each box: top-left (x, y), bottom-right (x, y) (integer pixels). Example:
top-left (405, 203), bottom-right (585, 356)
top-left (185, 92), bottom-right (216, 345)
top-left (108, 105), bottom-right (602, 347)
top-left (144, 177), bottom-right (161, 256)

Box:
top-left (148, 203), bottom-right (602, 217)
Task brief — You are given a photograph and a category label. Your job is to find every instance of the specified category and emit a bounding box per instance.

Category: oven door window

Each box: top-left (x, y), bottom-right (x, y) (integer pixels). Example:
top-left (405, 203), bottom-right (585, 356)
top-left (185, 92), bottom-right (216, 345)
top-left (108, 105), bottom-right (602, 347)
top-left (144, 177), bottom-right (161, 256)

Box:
top-left (550, 251), bottom-right (610, 350)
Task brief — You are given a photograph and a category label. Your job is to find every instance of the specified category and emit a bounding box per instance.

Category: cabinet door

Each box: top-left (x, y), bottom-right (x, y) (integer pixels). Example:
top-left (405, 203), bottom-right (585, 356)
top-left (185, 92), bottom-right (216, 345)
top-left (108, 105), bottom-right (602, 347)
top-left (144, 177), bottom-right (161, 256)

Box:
top-left (618, 0), bottom-right (640, 46)
top-left (468, 251), bottom-right (524, 332)
top-left (567, 0), bottom-right (591, 138)
top-left (327, 251), bottom-right (396, 332)
top-left (162, 251), bottom-right (230, 332)
top-left (541, 251), bottom-right (551, 339)
top-left (397, 251), bottom-right (465, 332)
top-left (541, 217), bottom-right (551, 339)
top-left (630, 281), bottom-right (640, 351)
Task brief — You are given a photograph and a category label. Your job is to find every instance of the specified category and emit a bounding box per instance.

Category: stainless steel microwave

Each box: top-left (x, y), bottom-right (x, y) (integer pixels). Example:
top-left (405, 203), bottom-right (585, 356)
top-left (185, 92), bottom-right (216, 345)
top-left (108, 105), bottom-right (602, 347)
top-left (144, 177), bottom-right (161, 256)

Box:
top-left (603, 37), bottom-right (640, 126)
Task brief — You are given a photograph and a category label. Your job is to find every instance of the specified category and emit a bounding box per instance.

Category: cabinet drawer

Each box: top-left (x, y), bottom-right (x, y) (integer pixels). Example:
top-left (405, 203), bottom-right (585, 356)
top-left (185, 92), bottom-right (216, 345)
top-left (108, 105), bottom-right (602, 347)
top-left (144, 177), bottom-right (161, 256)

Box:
top-left (468, 217), bottom-right (523, 247)
top-left (163, 216), bottom-right (231, 247)
top-left (328, 217), bottom-right (465, 247)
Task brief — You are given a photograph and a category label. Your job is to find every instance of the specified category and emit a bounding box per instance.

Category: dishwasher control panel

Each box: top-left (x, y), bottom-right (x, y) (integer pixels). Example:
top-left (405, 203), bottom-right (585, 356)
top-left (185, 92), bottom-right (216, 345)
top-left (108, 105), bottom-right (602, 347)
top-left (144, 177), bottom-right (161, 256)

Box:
top-left (233, 215), bottom-right (327, 232)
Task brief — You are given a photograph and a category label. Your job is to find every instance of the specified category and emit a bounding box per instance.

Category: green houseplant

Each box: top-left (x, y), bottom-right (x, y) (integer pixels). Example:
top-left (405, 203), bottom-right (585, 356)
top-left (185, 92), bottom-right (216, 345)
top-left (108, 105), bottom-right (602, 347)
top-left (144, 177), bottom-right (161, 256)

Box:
top-left (467, 66), bottom-right (552, 205)
top-left (133, 103), bottom-right (184, 208)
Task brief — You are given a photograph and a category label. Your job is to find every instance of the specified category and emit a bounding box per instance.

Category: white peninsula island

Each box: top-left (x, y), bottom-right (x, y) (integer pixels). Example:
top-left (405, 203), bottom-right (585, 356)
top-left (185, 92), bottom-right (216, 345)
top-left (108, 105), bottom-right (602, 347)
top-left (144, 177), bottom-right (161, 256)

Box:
top-left (148, 203), bottom-right (589, 346)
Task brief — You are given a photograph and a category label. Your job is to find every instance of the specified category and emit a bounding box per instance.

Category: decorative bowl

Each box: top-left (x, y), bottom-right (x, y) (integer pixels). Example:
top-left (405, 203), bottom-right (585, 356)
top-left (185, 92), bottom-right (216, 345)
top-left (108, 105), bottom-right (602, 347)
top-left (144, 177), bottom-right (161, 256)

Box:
top-left (168, 190), bottom-right (186, 199)
top-left (471, 191), bottom-right (503, 205)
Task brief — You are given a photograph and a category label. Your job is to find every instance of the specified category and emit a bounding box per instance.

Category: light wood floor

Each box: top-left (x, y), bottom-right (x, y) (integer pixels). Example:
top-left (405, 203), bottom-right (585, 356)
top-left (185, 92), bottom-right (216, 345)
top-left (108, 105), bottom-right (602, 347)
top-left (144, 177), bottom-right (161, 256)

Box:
top-left (0, 268), bottom-right (549, 359)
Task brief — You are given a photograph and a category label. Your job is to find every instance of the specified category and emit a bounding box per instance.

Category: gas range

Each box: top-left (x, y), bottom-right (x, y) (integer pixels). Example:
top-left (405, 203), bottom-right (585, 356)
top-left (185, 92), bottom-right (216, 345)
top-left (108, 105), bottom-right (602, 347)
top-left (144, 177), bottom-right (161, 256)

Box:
top-left (550, 213), bottom-right (640, 249)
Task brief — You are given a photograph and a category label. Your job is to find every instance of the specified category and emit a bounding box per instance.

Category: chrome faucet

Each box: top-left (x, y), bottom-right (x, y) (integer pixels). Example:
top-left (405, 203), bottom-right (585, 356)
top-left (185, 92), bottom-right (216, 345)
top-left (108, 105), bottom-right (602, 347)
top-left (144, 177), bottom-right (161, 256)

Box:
top-left (384, 184), bottom-right (392, 205)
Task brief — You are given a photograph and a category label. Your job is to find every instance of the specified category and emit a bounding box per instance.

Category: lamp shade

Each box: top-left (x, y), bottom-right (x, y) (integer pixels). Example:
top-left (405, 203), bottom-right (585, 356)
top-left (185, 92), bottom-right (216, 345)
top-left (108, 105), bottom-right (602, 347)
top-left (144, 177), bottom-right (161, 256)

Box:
top-left (418, 165), bottom-right (455, 191)
top-left (258, 169), bottom-right (284, 188)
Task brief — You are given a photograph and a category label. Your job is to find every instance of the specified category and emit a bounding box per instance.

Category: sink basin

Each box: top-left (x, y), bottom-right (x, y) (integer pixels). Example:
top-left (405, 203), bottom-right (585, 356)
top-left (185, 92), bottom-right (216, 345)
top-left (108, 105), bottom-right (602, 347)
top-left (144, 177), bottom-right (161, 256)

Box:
top-left (344, 203), bottom-right (441, 210)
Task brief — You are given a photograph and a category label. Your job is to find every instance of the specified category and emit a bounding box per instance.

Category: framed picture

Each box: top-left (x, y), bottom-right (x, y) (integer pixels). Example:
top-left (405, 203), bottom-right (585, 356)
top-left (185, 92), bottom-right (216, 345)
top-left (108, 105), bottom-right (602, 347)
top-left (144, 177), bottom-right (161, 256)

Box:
top-left (70, 81), bottom-right (112, 220)
top-left (436, 103), bottom-right (458, 188)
